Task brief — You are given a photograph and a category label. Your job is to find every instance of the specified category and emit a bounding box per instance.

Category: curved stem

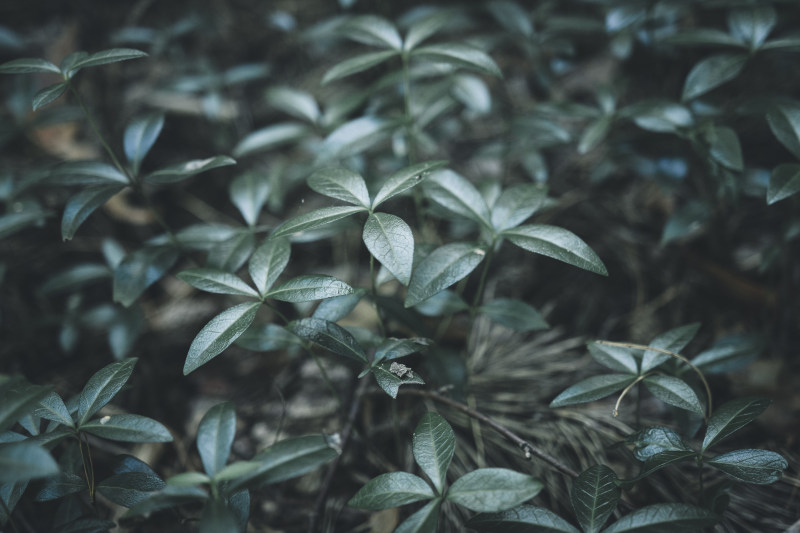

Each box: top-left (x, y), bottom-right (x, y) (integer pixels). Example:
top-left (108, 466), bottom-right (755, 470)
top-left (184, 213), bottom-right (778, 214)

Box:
top-left (613, 374), bottom-right (648, 418)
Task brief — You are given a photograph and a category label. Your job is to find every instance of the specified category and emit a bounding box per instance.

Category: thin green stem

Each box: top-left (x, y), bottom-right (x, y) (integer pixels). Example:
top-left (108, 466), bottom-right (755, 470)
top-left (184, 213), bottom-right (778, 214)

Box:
top-left (470, 241), bottom-right (496, 314)
top-left (76, 432), bottom-right (96, 503)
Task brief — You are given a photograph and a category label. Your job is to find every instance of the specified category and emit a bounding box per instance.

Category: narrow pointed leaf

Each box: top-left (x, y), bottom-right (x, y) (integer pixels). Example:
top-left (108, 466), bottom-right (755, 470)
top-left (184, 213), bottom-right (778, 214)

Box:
top-left (412, 412), bottom-right (455, 494)
top-left (601, 503), bottom-right (719, 532)
top-left (571, 465), bottom-right (620, 533)
top-left (113, 246), bottom-right (179, 307)
top-left (167, 472), bottom-right (211, 486)
top-left (67, 48), bottom-right (147, 72)
top-left (707, 449), bottom-right (787, 484)
top-left (579, 117), bottom-right (612, 154)
top-left (768, 163), bottom-right (800, 204)
top-left (372, 160), bottom-right (447, 209)
top-left (0, 209), bottom-right (53, 239)
top-left (643, 375), bottom-right (704, 415)
top-left (80, 414), bottom-right (172, 442)
top-left (665, 28), bottom-right (746, 48)
top-left (404, 10), bottom-right (452, 51)
top-left (0, 57), bottom-right (60, 73)
top-left (641, 323), bottom-right (700, 372)
top-left (197, 402), bottom-right (236, 477)
top-left (287, 317), bottom-right (366, 362)
top-left (230, 171), bottom-right (271, 226)
top-left (503, 224), bottom-right (608, 275)
top-left (34, 392), bottom-right (74, 428)
top-left (478, 298), bottom-right (548, 331)
top-left (405, 242), bottom-right (487, 307)
top-left (61, 184), bottom-right (125, 240)
top-left (35, 473), bottom-right (87, 501)
top-left (177, 268), bottom-right (259, 298)
top-left (373, 337), bottom-right (431, 364)
top-left (233, 122), bottom-right (310, 157)
top-left (0, 443), bottom-right (58, 483)
top-left (124, 485), bottom-right (208, 518)
top-left (124, 113), bottom-right (164, 175)
top-left (413, 43), bottom-right (502, 77)
top-left (467, 504), bottom-right (581, 533)
top-left (320, 116), bottom-right (394, 158)
top-left (0, 379), bottom-right (51, 433)
top-left (766, 101), bottom-right (800, 160)
top-left (341, 15), bottom-right (402, 50)
top-left (313, 288), bottom-right (368, 322)
top-left (363, 213), bottom-right (414, 286)
top-left (702, 397), bottom-right (771, 452)
top-left (550, 374), bottom-right (636, 408)
top-left (97, 472), bottom-right (166, 508)
top-left (184, 302), bottom-right (262, 374)
top-left (348, 472), bottom-right (434, 510)
top-left (144, 156), bottom-right (236, 184)
top-left (77, 358), bottom-right (137, 425)
top-left (308, 167), bottom-right (370, 208)
top-left (423, 169), bottom-right (490, 227)
top-left (372, 362), bottom-right (425, 398)
top-left (33, 82), bottom-right (68, 110)
top-left (0, 480), bottom-right (28, 525)
top-left (272, 205), bottom-right (367, 238)
top-left (728, 6), bottom-right (776, 48)
top-left (490, 183), bottom-right (548, 232)
top-left (207, 230), bottom-right (255, 273)
top-left (708, 126), bottom-right (743, 171)
top-left (51, 161), bottom-right (129, 186)
top-left (249, 237), bottom-right (290, 295)
top-left (266, 87), bottom-right (320, 124)
top-left (447, 468), bottom-right (542, 512)
top-left (588, 343), bottom-right (639, 374)
top-left (690, 334), bottom-right (762, 375)
top-left (395, 498), bottom-right (441, 533)
top-left (681, 54), bottom-right (747, 101)
top-left (323, 50), bottom-right (399, 84)
top-left (266, 275), bottom-right (353, 303)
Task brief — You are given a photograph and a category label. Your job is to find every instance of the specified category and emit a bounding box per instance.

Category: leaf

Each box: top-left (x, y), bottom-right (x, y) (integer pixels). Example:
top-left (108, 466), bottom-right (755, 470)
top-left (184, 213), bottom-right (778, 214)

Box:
top-left (235, 323), bottom-right (300, 352)
top-left (230, 171), bottom-right (271, 226)
top-left (707, 126), bottom-right (743, 171)
top-left (490, 183), bottom-right (548, 232)
top-left (578, 116), bottom-right (612, 154)
top-left (320, 116), bottom-right (395, 159)
top-left (77, 358), bottom-right (137, 425)
top-left (124, 485), bottom-right (208, 518)
top-left (266, 275), bottom-right (353, 303)
top-left (665, 28), bottom-right (746, 48)
top-left (197, 402), bottom-right (236, 477)
top-left (51, 161), bottom-right (129, 186)
top-left (423, 169), bottom-right (491, 227)
top-left (624, 451), bottom-right (697, 484)
top-left (348, 472), bottom-right (435, 510)
top-left (33, 82), bottom-right (68, 111)
top-left (0, 209), bottom-right (53, 239)
top-left (200, 497), bottom-right (239, 533)
top-left (702, 397), bottom-right (771, 453)
top-left (452, 73), bottom-right (492, 114)
top-left (412, 412), bottom-right (455, 494)
top-left (412, 289), bottom-right (469, 317)
top-left (80, 414), bottom-right (173, 442)
top-left (184, 302), bottom-right (262, 375)
top-left (681, 54), bottom-right (747, 101)
top-left (97, 471), bottom-right (166, 508)
top-left (707, 449), bottom-right (787, 484)
top-left (0, 378), bottom-right (51, 433)
top-left (124, 113), bottom-right (164, 175)
top-left (767, 101), bottom-right (800, 160)
top-left (272, 205), bottom-right (367, 238)
top-left (372, 362), bottom-right (426, 398)
top-left (313, 288), bottom-right (368, 322)
top-left (373, 337), bottom-right (431, 364)
top-left (167, 472), bottom-right (211, 486)
top-left (0, 480), bottom-right (28, 526)
top-left (39, 263), bottom-right (111, 294)
top-left (0, 57), bottom-right (60, 73)
top-left (34, 392), bottom-right (74, 428)
top-left (177, 268), bottom-right (259, 298)
top-left (478, 298), bottom-right (549, 332)
top-left (363, 213), bottom-right (415, 286)
top-left (413, 43), bottom-right (502, 77)
top-left (308, 167), bottom-right (370, 208)
top-left (588, 343), bottom-right (638, 374)
top-left (643, 375), bottom-right (704, 416)
top-left (660, 200), bottom-right (711, 245)
top-left (341, 15), bottom-right (402, 50)
top-left (61, 184), bottom-right (125, 241)
top-left (467, 504), bottom-right (581, 533)
top-left (691, 335), bottom-right (762, 375)
top-left (233, 122), bottom-right (310, 157)
top-left (629, 427), bottom-right (692, 461)
top-left (571, 465), bottom-right (620, 533)
top-left (249, 237), bottom-right (290, 296)
top-left (503, 224), bottom-right (608, 276)
top-left (768, 163), bottom-right (800, 204)
top-left (207, 230), bottom-right (255, 273)
top-left (600, 503), bottom-right (719, 533)
top-left (549, 374), bottom-right (636, 408)
top-left (404, 242), bottom-right (487, 308)
top-left (404, 9), bottom-right (452, 51)
top-left (0, 442), bottom-right (59, 483)
top-left (395, 498), bottom-right (441, 533)
top-left (447, 468), bottom-right (542, 513)
top-left (266, 86), bottom-right (320, 124)
top-left (322, 50), bottom-right (400, 84)
top-left (372, 160), bottom-right (447, 209)
top-left (66, 48), bottom-right (147, 72)
top-left (113, 245), bottom-right (179, 307)
top-left (641, 323), bottom-right (700, 372)
top-left (144, 156), bottom-right (236, 184)
top-left (626, 101), bottom-right (694, 133)
top-left (488, 1), bottom-right (534, 37)
top-left (287, 317), bottom-right (367, 363)
top-left (727, 6), bottom-right (776, 49)
top-left (35, 473), bottom-right (87, 501)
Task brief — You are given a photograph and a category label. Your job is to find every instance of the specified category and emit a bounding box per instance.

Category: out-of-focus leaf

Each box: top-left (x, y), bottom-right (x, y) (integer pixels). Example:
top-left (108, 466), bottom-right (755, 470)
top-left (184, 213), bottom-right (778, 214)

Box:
top-left (413, 43), bottom-right (502, 77)
top-left (97, 471), bottom-right (166, 508)
top-left (322, 50), bottom-right (400, 84)
top-left (234, 122), bottom-right (310, 157)
top-left (50, 161), bottom-right (130, 186)
top-left (124, 485), bottom-right (208, 518)
top-left (207, 230), bottom-right (255, 273)
top-left (66, 48), bottom-right (147, 73)
top-left (230, 171), bottom-right (270, 226)
top-left (503, 224), bottom-right (608, 275)
top-left (38, 264), bottom-right (110, 295)
top-left (0, 57), bottom-right (60, 73)
top-left (144, 156), bottom-right (236, 184)
top-left (340, 15), bottom-right (402, 50)
top-left (578, 116), bottom-right (612, 154)
top-left (660, 200), bottom-right (711, 245)
top-left (478, 298), bottom-right (548, 331)
top-left (113, 246), bottom-right (179, 307)
top-left (768, 163), bottom-right (800, 204)
top-left (766, 101), bottom-right (800, 160)
top-left (467, 504), bottom-right (581, 532)
top-left (707, 126), bottom-right (743, 171)
top-left (319, 116), bottom-right (394, 159)
top-left (601, 503), bottom-right (718, 532)
top-left (452, 74), bottom-right (491, 114)
top-left (728, 6), bottom-right (776, 49)
top-left (681, 54), bottom-right (747, 101)
top-left (124, 113), bottom-right (164, 175)
top-left (0, 442), bottom-right (59, 483)
top-left (404, 10), bottom-right (452, 51)
top-left (61, 184), bottom-right (125, 241)
top-left (235, 323), bottom-right (300, 352)
top-left (266, 86), bottom-right (320, 124)
top-left (626, 101), bottom-right (694, 133)
top-left (313, 288), bottom-right (368, 322)
top-left (405, 242), bottom-right (486, 307)
top-left (184, 302), bottom-right (262, 374)
top-left (691, 335), bottom-right (762, 374)
top-left (34, 472), bottom-right (86, 501)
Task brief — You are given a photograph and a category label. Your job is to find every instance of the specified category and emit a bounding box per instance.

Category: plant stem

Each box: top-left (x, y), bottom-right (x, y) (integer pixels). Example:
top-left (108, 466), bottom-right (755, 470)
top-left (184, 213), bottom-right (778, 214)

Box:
top-left (470, 241), bottom-right (495, 314)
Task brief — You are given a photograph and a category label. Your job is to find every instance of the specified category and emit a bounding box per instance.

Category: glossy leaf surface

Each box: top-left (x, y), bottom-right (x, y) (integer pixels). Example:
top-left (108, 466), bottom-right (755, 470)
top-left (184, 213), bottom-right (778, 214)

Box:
top-left (184, 302), bottom-right (262, 374)
top-left (504, 225), bottom-right (608, 275)
top-left (405, 242), bottom-right (486, 307)
top-left (447, 468), bottom-right (542, 512)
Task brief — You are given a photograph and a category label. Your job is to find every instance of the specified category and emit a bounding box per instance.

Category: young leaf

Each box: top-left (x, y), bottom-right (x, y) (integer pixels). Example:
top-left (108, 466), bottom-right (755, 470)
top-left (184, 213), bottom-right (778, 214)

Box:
top-left (413, 43), bottom-right (502, 77)
top-left (600, 503), bottom-right (718, 533)
top-left (97, 472), bottom-right (166, 508)
top-left (271, 205), bottom-right (367, 238)
top-left (233, 122), bottom-right (310, 157)
top-left (372, 362), bottom-right (426, 398)
top-left (490, 183), bottom-right (548, 232)
top-left (0, 57), bottom-right (60, 74)
top-left (197, 402), bottom-right (236, 477)
top-left (447, 468), bottom-right (542, 513)
top-left (77, 358), bottom-right (137, 425)
top-left (467, 504), bottom-right (581, 533)
top-left (641, 323), bottom-right (700, 372)
top-left (478, 298), bottom-right (548, 332)
top-left (728, 6), bottom-right (776, 49)
top-left (143, 156), bottom-right (236, 184)
top-left (0, 443), bottom-right (58, 483)
top-left (230, 171), bottom-right (271, 226)
top-left (395, 498), bottom-right (441, 533)
top-left (766, 102), bottom-right (800, 160)
top-left (313, 288), bottom-right (368, 322)
top-left (503, 224), bottom-right (608, 276)
top-left (341, 15), bottom-right (402, 50)
top-left (372, 160), bottom-right (447, 209)
top-left (124, 113), bottom-right (164, 176)
top-left (643, 375), bottom-right (704, 415)
top-left (423, 169), bottom-right (491, 227)
top-left (373, 337), bottom-right (431, 364)
top-left (571, 465), bottom-right (620, 533)
top-left (177, 268), bottom-right (259, 298)
top-left (348, 472), bottom-right (435, 510)
top-left (404, 243), bottom-right (487, 308)
top-left (207, 230), bottom-right (255, 273)
top-left (288, 317), bottom-right (367, 363)
top-left (702, 397), bottom-right (771, 453)
top-left (681, 54), bottom-right (747, 101)
top-left (768, 163), bottom-right (800, 204)
top-left (707, 449), bottom-right (787, 484)
top-left (404, 10), bottom-right (452, 51)
top-left (265, 275), bottom-right (354, 303)
top-left (322, 50), bottom-right (400, 85)
top-left (34, 392), bottom-right (74, 428)
top-left (249, 237), bottom-right (290, 296)
top-left (308, 167), bottom-right (370, 208)
top-left (412, 412), bottom-right (455, 494)
top-left (588, 343), bottom-right (639, 374)
top-left (707, 126), bottom-right (743, 171)
top-left (66, 48), bottom-right (147, 72)
top-left (80, 414), bottom-right (172, 442)
top-left (266, 87), bottom-right (320, 124)
top-left (33, 82), bottom-right (68, 111)
top-left (549, 374), bottom-right (636, 408)
top-left (61, 184), bottom-right (126, 241)
top-left (363, 213), bottom-right (414, 286)
top-left (0, 378), bottom-right (51, 433)
top-left (113, 246), bottom-right (179, 307)
top-left (184, 302), bottom-right (262, 375)
top-left (629, 427), bottom-right (692, 460)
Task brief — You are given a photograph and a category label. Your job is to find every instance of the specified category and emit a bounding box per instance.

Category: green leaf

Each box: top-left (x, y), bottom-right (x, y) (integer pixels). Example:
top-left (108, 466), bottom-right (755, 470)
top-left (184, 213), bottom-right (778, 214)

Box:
top-left (702, 397), bottom-right (771, 453)
top-left (404, 242), bottom-right (487, 308)
top-left (413, 43), bottom-right (502, 77)
top-left (681, 54), bottom-right (747, 101)
top-left (453, 73), bottom-right (491, 114)
top-left (503, 224), bottom-right (608, 276)
top-left (0, 378), bottom-right (51, 433)
top-left (423, 169), bottom-right (491, 227)
top-left (266, 275), bottom-right (353, 303)
top-left (707, 449), bottom-right (787, 484)
top-left (626, 101), bottom-right (694, 133)
top-left (467, 504), bottom-right (581, 533)
top-left (363, 213), bottom-right (414, 286)
top-left (308, 167), bottom-right (370, 208)
top-left (600, 503), bottom-right (718, 532)
top-left (322, 50), bottom-right (400, 84)
top-left (177, 268), bottom-right (259, 298)
top-left (395, 498), bottom-right (441, 533)
top-left (707, 126), bottom-right (743, 171)
top-left (235, 323), bottom-right (300, 352)
top-left (167, 472), bottom-right (211, 486)
top-left (660, 200), bottom-right (711, 245)
top-left (643, 375), bottom-right (704, 416)
top-left (197, 402), bottom-right (236, 477)
top-left (50, 160), bottom-right (129, 186)
top-left (288, 317), bottom-right (367, 363)
top-left (341, 15), bottom-right (402, 50)
top-left (272, 205), bottom-right (367, 238)
top-left (39, 263), bottom-right (111, 294)
top-left (0, 442), bottom-right (59, 483)
top-left (412, 412), bottom-right (455, 494)
top-left (571, 465), bottom-right (620, 533)
top-left (34, 392), bottom-right (74, 428)
top-left (578, 116), bottom-right (612, 154)
top-left (373, 337), bottom-right (431, 364)
top-left (728, 6), bottom-right (776, 49)
top-left (665, 28), bottom-right (746, 48)
top-left (691, 335), bottom-right (762, 375)
top-left (266, 87), bottom-right (320, 124)
top-left (488, 1), bottom-right (534, 37)
top-left (629, 427), bottom-right (692, 461)
top-left (348, 472), bottom-right (435, 510)
top-left (207, 230), bottom-right (255, 273)
top-left (404, 10), bottom-right (452, 51)
top-left (447, 468), bottom-right (542, 512)
top-left (624, 451), bottom-right (697, 484)
top-left (80, 414), bottom-right (173, 442)
top-left (490, 184), bottom-right (548, 232)
top-left (66, 48), bottom-right (147, 73)
top-left (230, 171), bottom-right (271, 226)
top-left (200, 497), bottom-right (239, 533)
top-left (478, 298), bottom-right (548, 332)
top-left (61, 184), bottom-right (125, 241)
top-left (124, 485), bottom-right (208, 518)
top-left (97, 472), bottom-right (166, 508)
top-left (320, 116), bottom-right (395, 159)
top-left (412, 289), bottom-right (469, 316)
top-left (766, 101), bottom-right (800, 160)
top-left (0, 57), bottom-right (60, 73)
top-left (144, 155), bottom-right (236, 184)
top-left (372, 362), bottom-right (426, 398)
top-left (249, 237), bottom-right (290, 296)
top-left (550, 374), bottom-right (636, 408)
top-left (35, 472), bottom-right (87, 501)
top-left (313, 288), bottom-right (368, 322)
top-left (184, 302), bottom-right (262, 374)
top-left (0, 209), bottom-right (53, 239)
top-left (77, 358), bottom-right (137, 425)
top-left (124, 113), bottom-right (164, 176)
top-left (233, 122), bottom-right (310, 157)
top-left (768, 163), bottom-right (800, 204)
top-left (372, 160), bottom-right (447, 209)
top-left (33, 82), bottom-right (68, 111)
top-left (0, 480), bottom-right (28, 526)
top-left (588, 343), bottom-right (638, 374)
top-left (641, 323), bottom-right (700, 372)
top-left (113, 245), bottom-right (179, 307)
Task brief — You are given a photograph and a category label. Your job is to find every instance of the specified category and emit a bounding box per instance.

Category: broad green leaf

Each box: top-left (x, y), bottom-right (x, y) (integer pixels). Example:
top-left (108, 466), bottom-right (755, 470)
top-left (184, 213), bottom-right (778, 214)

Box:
top-left (623, 451), bottom-right (697, 484)
top-left (412, 289), bottom-right (469, 317)
top-left (272, 205), bottom-right (367, 238)
top-left (348, 472), bottom-right (434, 510)
top-left (207, 230), bottom-right (255, 273)
top-left (266, 275), bottom-right (354, 303)
top-left (452, 73), bottom-right (492, 114)
top-left (550, 374), bottom-right (636, 408)
top-left (308, 167), bottom-right (370, 208)
top-left (643, 375), bottom-right (704, 416)
top-left (113, 245), bottom-right (179, 307)
top-left (0, 209), bottom-right (53, 239)
top-left (702, 397), bottom-right (771, 452)
top-left (78, 358), bottom-right (137, 425)
top-left (489, 1), bottom-right (534, 36)
top-left (728, 6), bottom-right (776, 49)
top-left (641, 323), bottom-right (700, 372)
top-left (660, 200), bottom-right (711, 245)
top-left (33, 82), bottom-right (68, 111)
top-left (503, 224), bottom-right (608, 276)
top-left (413, 43), bottom-right (502, 77)
top-left (341, 15), bottom-right (402, 50)
top-left (249, 237), bottom-right (290, 296)
top-left (626, 101), bottom-right (694, 133)
top-left (467, 504), bottom-right (581, 533)
top-left (31, 427), bottom-right (72, 448)
top-left (707, 449), bottom-right (787, 484)
top-left (423, 169), bottom-right (491, 227)
top-left (313, 288), bottom-right (368, 322)
top-left (266, 87), bottom-right (320, 124)
top-left (61, 184), bottom-right (125, 241)
top-left (66, 48), bottom-right (147, 72)
top-left (197, 402), bottom-right (236, 477)
top-left (629, 427), bottom-right (692, 461)
top-left (0, 442), bottom-right (59, 483)
top-left (184, 302), bottom-right (262, 374)
top-left (144, 156), bottom-right (236, 184)
top-left (766, 101), bottom-right (800, 160)
top-left (363, 213), bottom-right (414, 286)
top-left (395, 498), bottom-right (441, 533)
top-left (124, 113), bottom-right (164, 176)
top-left (320, 116), bottom-right (395, 159)
top-left (691, 334), bottom-right (762, 374)
top-left (177, 268), bottom-right (259, 298)
top-left (0, 378), bottom-right (51, 433)
top-left (373, 337), bottom-right (431, 364)
top-left (39, 263), bottom-right (111, 294)
top-left (579, 116), bottom-right (612, 154)
top-left (230, 171), bottom-right (271, 226)
top-left (588, 343), bottom-right (638, 374)
top-left (490, 184), bottom-right (548, 232)
top-left (213, 460), bottom-right (260, 482)
top-left (707, 126), bottom-right (743, 171)
top-left (371, 163), bottom-right (444, 211)
top-left (322, 50), bottom-right (400, 84)
top-left (233, 122), bottom-right (310, 157)
top-left (51, 161), bottom-right (129, 186)
top-left (404, 10), bottom-right (452, 51)
top-left (405, 242), bottom-right (487, 308)
top-left (412, 412), bottom-right (455, 494)
top-left (167, 472), bottom-right (211, 486)
top-left (447, 468), bottom-right (542, 512)
top-left (478, 298), bottom-right (548, 332)
top-left (571, 465), bottom-right (620, 533)
top-left (371, 362), bottom-right (426, 398)
top-left (124, 485), bottom-right (208, 518)
top-left (681, 54), bottom-right (747, 101)
top-left (34, 392), bottom-right (74, 428)
top-left (97, 472), bottom-right (166, 508)
top-left (288, 317), bottom-right (367, 363)
top-left (0, 57), bottom-right (60, 73)
top-left (34, 472), bottom-right (86, 501)
top-left (80, 414), bottom-right (173, 442)
top-left (601, 503), bottom-right (718, 533)
top-left (768, 163), bottom-right (800, 204)
top-left (235, 323), bottom-right (301, 352)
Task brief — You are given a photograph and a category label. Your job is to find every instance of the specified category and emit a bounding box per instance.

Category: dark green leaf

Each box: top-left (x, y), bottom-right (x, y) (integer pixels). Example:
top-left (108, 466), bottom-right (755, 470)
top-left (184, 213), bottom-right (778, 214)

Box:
top-left (549, 374), bottom-right (636, 408)
top-left (341, 15), bottom-right (402, 50)
top-left (626, 101), bottom-right (694, 133)
top-left (124, 113), bottom-right (164, 176)
top-left (702, 397), bottom-right (771, 452)
top-left (681, 54), bottom-right (747, 101)
top-left (412, 289), bottom-right (468, 317)
top-left (0, 480), bottom-right (28, 526)
top-left (249, 238), bottom-right (290, 296)
top-left (707, 449), bottom-right (787, 484)
top-left (67, 48), bottom-right (147, 72)
top-left (35, 472), bottom-right (86, 501)
top-left (643, 375), bottom-right (704, 415)
top-left (320, 116), bottom-right (395, 159)
top-left (144, 156), bottom-right (236, 184)
top-left (177, 268), bottom-right (259, 298)
top-left (38, 264), bottom-right (110, 295)
top-left (33, 82), bottom-right (68, 111)
top-left (199, 497), bottom-right (239, 533)
top-left (308, 167), bottom-right (370, 208)
top-left (623, 451), bottom-right (697, 484)
top-left (0, 378), bottom-right (51, 433)
top-left (373, 337), bottom-right (431, 364)
top-left (768, 163), bottom-right (800, 204)
top-left (503, 224), bottom-right (608, 275)
top-left (478, 298), bottom-right (548, 332)
top-left (660, 200), bottom-right (711, 245)
top-left (288, 317), bottom-right (366, 363)
top-left (0, 442), bottom-right (59, 483)
top-left (404, 10), bottom-right (452, 51)
top-left (97, 471), bottom-right (166, 508)
top-left (266, 275), bottom-right (353, 303)
top-left (233, 122), bottom-right (310, 157)
top-left (363, 213), bottom-right (414, 286)
top-left (0, 57), bottom-right (60, 73)
top-left (230, 171), bottom-right (271, 226)
top-left (77, 358), bottom-right (137, 425)
top-left (405, 242), bottom-right (487, 307)
top-left (588, 343), bottom-right (638, 374)
top-left (313, 288), bottom-right (368, 322)
top-left (113, 245), bottom-right (179, 307)
top-left (578, 117), bottom-right (612, 154)
top-left (691, 335), bottom-right (762, 375)
top-left (372, 362), bottom-right (425, 398)
top-left (235, 323), bottom-right (300, 352)
top-left (642, 323), bottom-right (700, 372)
top-left (51, 161), bottom-right (129, 186)
top-left (601, 503), bottom-right (718, 532)
top-left (708, 126), bottom-right (743, 171)
top-left (266, 86), bottom-right (320, 124)
top-left (571, 465), bottom-right (619, 533)
top-left (124, 485), bottom-right (208, 518)
top-left (80, 414), bottom-right (172, 442)
top-left (0, 209), bottom-right (53, 239)
top-left (272, 205), bottom-right (367, 238)
top-left (184, 302), bottom-right (261, 374)
top-left (197, 402), bottom-right (236, 477)
top-left (412, 412), bottom-right (455, 494)
top-left (447, 468), bottom-right (542, 512)
top-left (423, 169), bottom-right (490, 227)
top-left (395, 498), bottom-right (441, 533)
top-left (54, 517), bottom-right (117, 533)
top-left (34, 392), bottom-right (74, 428)
top-left (322, 50), bottom-right (400, 84)
top-left (728, 6), bottom-right (776, 48)
top-left (61, 184), bottom-right (125, 241)
top-left (629, 427), bottom-right (692, 460)
top-left (372, 160), bottom-right (447, 209)
top-left (207, 230), bottom-right (255, 273)
top-left (467, 504), bottom-right (581, 533)
top-left (348, 472), bottom-right (434, 510)
top-left (766, 101), bottom-right (800, 160)
top-left (488, 1), bottom-right (534, 36)
top-left (413, 43), bottom-right (502, 77)
top-left (490, 184), bottom-right (548, 232)
top-left (31, 427), bottom-right (72, 448)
